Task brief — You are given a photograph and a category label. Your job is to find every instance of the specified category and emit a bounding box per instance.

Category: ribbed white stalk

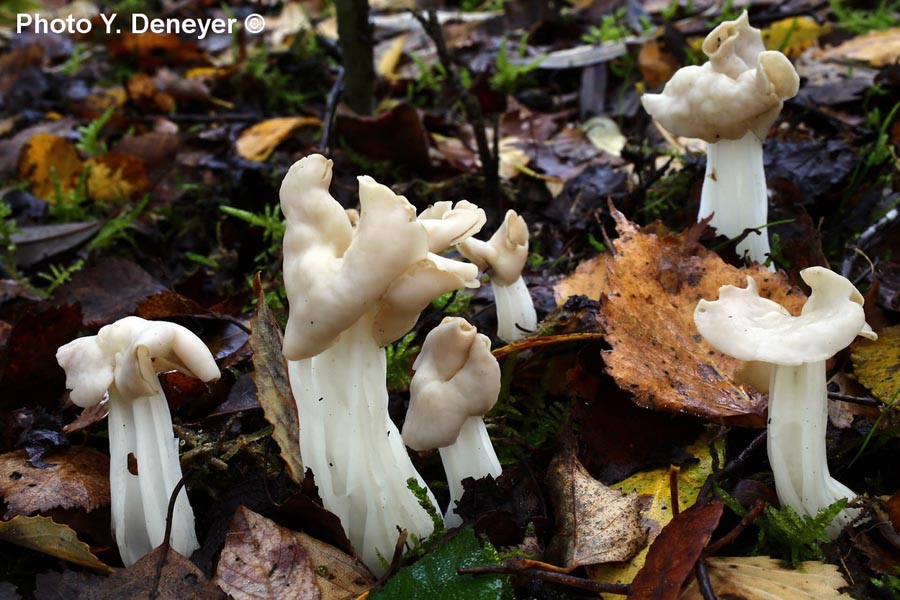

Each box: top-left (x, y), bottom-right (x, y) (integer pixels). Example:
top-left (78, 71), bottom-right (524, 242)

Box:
top-left (439, 416), bottom-right (502, 528)
top-left (493, 276), bottom-right (537, 343)
top-left (287, 313), bottom-right (439, 574)
top-left (766, 361), bottom-right (857, 538)
top-left (107, 387), bottom-right (198, 566)
top-left (700, 132), bottom-right (772, 270)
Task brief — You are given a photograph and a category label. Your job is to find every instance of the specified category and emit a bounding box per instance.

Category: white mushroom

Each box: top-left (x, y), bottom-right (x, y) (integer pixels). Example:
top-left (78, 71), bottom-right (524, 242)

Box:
top-left (459, 210), bottom-right (537, 342)
top-left (641, 11), bottom-right (799, 269)
top-left (693, 267), bottom-right (876, 536)
top-left (280, 154), bottom-right (484, 573)
top-left (56, 316), bottom-right (220, 565)
top-left (402, 317), bottom-right (502, 528)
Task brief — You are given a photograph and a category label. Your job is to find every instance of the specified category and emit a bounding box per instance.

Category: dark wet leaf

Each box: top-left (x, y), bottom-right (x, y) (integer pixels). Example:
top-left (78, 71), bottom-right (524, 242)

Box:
top-left (54, 258), bottom-right (166, 327)
top-left (11, 222), bottom-right (102, 268)
top-left (335, 102), bottom-right (431, 169)
top-left (628, 500), bottom-right (723, 600)
top-left (765, 139), bottom-right (856, 202)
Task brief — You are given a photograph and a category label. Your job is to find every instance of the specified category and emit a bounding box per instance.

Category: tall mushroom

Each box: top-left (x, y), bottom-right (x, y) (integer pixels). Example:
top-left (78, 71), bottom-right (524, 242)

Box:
top-left (459, 210), bottom-right (537, 342)
top-left (56, 316), bottom-right (220, 565)
top-left (402, 317), bottom-right (502, 528)
top-left (694, 267), bottom-right (876, 536)
top-left (281, 154), bottom-right (485, 572)
top-left (641, 11), bottom-right (799, 268)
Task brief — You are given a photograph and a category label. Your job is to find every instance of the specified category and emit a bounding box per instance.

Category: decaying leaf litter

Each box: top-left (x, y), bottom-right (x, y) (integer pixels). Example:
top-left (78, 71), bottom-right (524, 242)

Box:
top-left (0, 0), bottom-right (899, 598)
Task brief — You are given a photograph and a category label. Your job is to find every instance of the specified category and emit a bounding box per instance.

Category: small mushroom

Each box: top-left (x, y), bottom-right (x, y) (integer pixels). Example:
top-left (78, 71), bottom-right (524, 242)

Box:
top-left (459, 210), bottom-right (537, 342)
top-left (694, 267), bottom-right (876, 536)
top-left (641, 11), bottom-right (799, 268)
top-left (56, 316), bottom-right (220, 565)
top-left (402, 317), bottom-right (502, 528)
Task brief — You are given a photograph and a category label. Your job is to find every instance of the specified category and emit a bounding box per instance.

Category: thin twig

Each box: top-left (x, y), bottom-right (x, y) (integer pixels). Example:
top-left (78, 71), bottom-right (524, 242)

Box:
top-left (457, 565), bottom-right (630, 595)
top-left (828, 391), bottom-right (884, 408)
top-left (694, 556), bottom-right (718, 600)
top-left (704, 499), bottom-right (766, 557)
top-left (670, 466), bottom-right (681, 516)
top-left (319, 67), bottom-right (345, 154)
top-left (150, 474), bottom-right (190, 599)
top-left (699, 430), bottom-right (767, 501)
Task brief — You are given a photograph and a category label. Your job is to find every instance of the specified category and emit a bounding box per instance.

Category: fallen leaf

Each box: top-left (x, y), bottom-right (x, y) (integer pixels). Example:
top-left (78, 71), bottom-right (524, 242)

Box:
top-left (214, 506), bottom-right (373, 600)
top-left (0, 448), bottom-right (109, 519)
top-left (679, 556), bottom-right (853, 599)
top-left (545, 449), bottom-right (646, 569)
top-left (16, 133), bottom-right (84, 201)
top-left (553, 254), bottom-right (610, 305)
top-left (638, 39), bottom-right (681, 88)
top-left (599, 209), bottom-right (805, 426)
top-left (107, 32), bottom-right (209, 70)
top-left (583, 117), bottom-right (626, 157)
top-left (377, 34), bottom-right (407, 80)
top-left (11, 221), bottom-right (102, 268)
top-left (815, 27), bottom-right (900, 67)
top-left (588, 434), bottom-right (719, 586)
top-left (761, 16), bottom-right (830, 58)
top-left (0, 515), bottom-right (112, 573)
top-left (235, 117), bottom-right (322, 162)
top-left (334, 102), bottom-right (431, 169)
top-left (852, 325), bottom-right (900, 404)
top-left (498, 136), bottom-right (530, 179)
top-left (84, 152), bottom-right (149, 203)
top-left (368, 528), bottom-right (505, 600)
top-left (251, 274), bottom-right (303, 484)
top-left (54, 258), bottom-right (167, 327)
top-left (629, 500), bottom-right (724, 600)
top-left (126, 73), bottom-right (175, 113)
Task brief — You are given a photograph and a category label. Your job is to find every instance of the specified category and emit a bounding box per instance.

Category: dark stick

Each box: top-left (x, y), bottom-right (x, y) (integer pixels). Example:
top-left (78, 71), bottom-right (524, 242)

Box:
top-left (150, 474), bottom-right (190, 599)
top-left (319, 67), bottom-right (345, 155)
top-left (704, 499), bottom-right (766, 557)
top-left (669, 466), bottom-right (681, 516)
top-left (828, 391), bottom-right (884, 408)
top-left (457, 565), bottom-right (630, 595)
top-left (694, 557), bottom-right (718, 600)
top-left (699, 430), bottom-right (767, 501)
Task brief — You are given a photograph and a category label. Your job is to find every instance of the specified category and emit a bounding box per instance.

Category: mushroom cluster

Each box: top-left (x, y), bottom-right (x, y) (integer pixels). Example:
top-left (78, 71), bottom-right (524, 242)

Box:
top-left (694, 267), bottom-right (876, 536)
top-left (56, 316), bottom-right (220, 565)
top-left (402, 317), bottom-right (503, 527)
top-left (642, 11), bottom-right (799, 268)
top-left (280, 154), bottom-right (486, 572)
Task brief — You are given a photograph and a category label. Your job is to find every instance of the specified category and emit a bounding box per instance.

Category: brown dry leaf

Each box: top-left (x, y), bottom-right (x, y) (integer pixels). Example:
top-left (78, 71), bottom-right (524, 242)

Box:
top-left (545, 450), bottom-right (646, 569)
top-left (35, 545), bottom-right (225, 598)
top-left (0, 448), bottom-right (109, 519)
top-left (85, 152), bottom-right (149, 203)
top-left (334, 102), bottom-right (431, 169)
top-left (126, 73), bottom-right (175, 113)
top-left (251, 274), bottom-right (303, 484)
top-left (0, 515), bottom-right (113, 573)
top-left (638, 39), bottom-right (681, 88)
top-left (107, 32), bottom-right (209, 70)
top-left (215, 506), bottom-right (374, 600)
top-left (236, 117), bottom-right (322, 162)
top-left (600, 210), bottom-right (805, 426)
top-left (553, 254), bottom-right (610, 305)
top-left (679, 556), bottom-right (852, 599)
top-left (815, 27), bottom-right (900, 67)
top-left (17, 133), bottom-right (84, 201)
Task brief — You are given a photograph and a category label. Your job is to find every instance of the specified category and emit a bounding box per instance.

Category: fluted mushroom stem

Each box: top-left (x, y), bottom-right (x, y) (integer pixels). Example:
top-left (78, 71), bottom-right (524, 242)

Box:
top-left (493, 276), bottom-right (537, 343)
top-left (287, 312), bottom-right (439, 574)
top-left (107, 387), bottom-right (198, 566)
top-left (766, 361), bottom-right (857, 538)
top-left (439, 416), bottom-right (502, 528)
top-left (700, 132), bottom-right (773, 270)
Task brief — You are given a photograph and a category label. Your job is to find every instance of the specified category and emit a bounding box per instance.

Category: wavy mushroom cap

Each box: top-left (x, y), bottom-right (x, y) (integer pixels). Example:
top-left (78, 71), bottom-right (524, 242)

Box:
top-left (57, 316), bottom-right (220, 407)
top-left (458, 210), bottom-right (529, 286)
top-left (693, 267), bottom-right (877, 366)
top-left (402, 317), bottom-right (501, 450)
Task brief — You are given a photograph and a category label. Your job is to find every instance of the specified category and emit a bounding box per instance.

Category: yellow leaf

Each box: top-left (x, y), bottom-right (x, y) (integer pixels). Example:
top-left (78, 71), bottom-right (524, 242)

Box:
top-left (761, 17), bottom-right (830, 58)
top-left (0, 515), bottom-right (114, 573)
top-left (377, 34), bottom-right (407, 81)
top-left (583, 117), bottom-right (626, 157)
top-left (17, 133), bottom-right (84, 202)
top-left (85, 152), bottom-right (149, 203)
top-left (852, 325), bottom-right (900, 404)
top-left (235, 116), bottom-right (321, 162)
top-left (679, 556), bottom-right (852, 599)
top-left (588, 434), bottom-right (720, 586)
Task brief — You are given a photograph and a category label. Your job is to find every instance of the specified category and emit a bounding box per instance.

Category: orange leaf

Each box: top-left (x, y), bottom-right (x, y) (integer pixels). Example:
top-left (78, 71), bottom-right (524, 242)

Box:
top-left (84, 152), bottom-right (149, 203)
top-left (17, 133), bottom-right (84, 201)
top-left (236, 116), bottom-right (321, 162)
